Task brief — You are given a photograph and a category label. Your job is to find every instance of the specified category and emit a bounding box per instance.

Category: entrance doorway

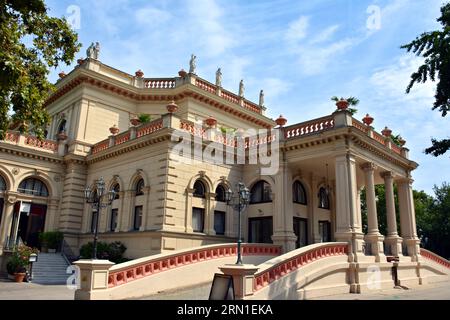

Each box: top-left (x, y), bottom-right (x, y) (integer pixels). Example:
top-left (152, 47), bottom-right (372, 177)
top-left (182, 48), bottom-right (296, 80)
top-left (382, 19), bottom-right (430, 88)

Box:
top-left (12, 202), bottom-right (47, 248)
top-left (293, 217), bottom-right (308, 248)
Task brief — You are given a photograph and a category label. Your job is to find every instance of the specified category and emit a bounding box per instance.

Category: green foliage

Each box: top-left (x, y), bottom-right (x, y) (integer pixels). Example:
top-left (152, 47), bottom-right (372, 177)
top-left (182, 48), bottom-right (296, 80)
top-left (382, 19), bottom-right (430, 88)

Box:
top-left (137, 114), bottom-right (151, 123)
top-left (390, 134), bottom-right (402, 147)
top-left (7, 245), bottom-right (39, 274)
top-left (79, 241), bottom-right (128, 263)
top-left (331, 96), bottom-right (359, 115)
top-left (401, 2), bottom-right (450, 156)
top-left (417, 183), bottom-right (450, 259)
top-left (220, 127), bottom-right (236, 134)
top-left (38, 231), bottom-right (63, 249)
top-left (0, 0), bottom-right (81, 140)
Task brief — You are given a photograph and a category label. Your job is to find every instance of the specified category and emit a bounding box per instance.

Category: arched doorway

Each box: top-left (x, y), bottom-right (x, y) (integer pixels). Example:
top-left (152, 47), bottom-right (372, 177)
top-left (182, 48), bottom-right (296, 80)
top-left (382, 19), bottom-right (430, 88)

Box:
top-left (11, 177), bottom-right (49, 248)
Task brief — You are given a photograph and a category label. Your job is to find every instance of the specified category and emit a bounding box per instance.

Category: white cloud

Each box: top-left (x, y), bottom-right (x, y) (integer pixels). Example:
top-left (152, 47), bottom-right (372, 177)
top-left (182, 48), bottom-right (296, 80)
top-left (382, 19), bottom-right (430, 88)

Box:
top-left (285, 16), bottom-right (309, 42)
top-left (297, 38), bottom-right (354, 75)
top-left (135, 7), bottom-right (171, 26)
top-left (310, 25), bottom-right (340, 44)
top-left (186, 0), bottom-right (234, 57)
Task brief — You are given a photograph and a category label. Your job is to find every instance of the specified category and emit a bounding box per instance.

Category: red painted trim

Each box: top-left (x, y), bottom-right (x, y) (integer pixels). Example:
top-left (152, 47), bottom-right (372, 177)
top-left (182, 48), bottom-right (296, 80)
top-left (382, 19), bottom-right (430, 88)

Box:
top-left (108, 244), bottom-right (281, 288)
top-left (420, 248), bottom-right (450, 269)
top-left (253, 243), bottom-right (348, 292)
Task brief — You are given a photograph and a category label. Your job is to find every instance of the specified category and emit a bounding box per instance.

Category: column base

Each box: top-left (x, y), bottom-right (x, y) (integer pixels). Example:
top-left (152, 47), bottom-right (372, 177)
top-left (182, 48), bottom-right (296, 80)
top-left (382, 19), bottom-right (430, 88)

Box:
top-left (271, 232), bottom-right (297, 253)
top-left (335, 231), bottom-right (365, 262)
top-left (364, 233), bottom-right (386, 262)
top-left (384, 235), bottom-right (403, 257)
top-left (403, 237), bottom-right (420, 262)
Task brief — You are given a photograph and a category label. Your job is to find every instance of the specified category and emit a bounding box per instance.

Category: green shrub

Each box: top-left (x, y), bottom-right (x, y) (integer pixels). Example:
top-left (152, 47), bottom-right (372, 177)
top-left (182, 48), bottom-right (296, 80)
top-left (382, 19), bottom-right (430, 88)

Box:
top-left (39, 231), bottom-right (64, 249)
top-left (79, 241), bottom-right (127, 263)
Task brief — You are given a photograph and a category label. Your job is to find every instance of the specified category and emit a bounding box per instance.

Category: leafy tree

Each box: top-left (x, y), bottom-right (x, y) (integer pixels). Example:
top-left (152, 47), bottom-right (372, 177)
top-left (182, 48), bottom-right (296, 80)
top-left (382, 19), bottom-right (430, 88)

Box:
top-left (0, 0), bottom-right (81, 140)
top-left (418, 183), bottom-right (450, 258)
top-left (401, 2), bottom-right (450, 157)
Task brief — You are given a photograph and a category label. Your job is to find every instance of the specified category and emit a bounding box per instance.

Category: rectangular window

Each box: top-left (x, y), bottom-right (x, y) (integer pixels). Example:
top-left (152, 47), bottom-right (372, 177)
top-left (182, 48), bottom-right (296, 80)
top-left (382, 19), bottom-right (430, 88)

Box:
top-left (133, 206), bottom-right (143, 231)
top-left (90, 209), bottom-right (98, 233)
top-left (192, 207), bottom-right (204, 233)
top-left (293, 217), bottom-right (308, 248)
top-left (248, 217), bottom-right (273, 244)
top-left (110, 208), bottom-right (118, 232)
top-left (319, 221), bottom-right (331, 242)
top-left (214, 211), bottom-right (226, 235)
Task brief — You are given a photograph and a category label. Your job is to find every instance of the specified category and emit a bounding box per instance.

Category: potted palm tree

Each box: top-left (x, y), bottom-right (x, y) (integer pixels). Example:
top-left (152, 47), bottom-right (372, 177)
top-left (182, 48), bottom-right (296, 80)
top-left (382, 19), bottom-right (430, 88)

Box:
top-left (331, 96), bottom-right (359, 115)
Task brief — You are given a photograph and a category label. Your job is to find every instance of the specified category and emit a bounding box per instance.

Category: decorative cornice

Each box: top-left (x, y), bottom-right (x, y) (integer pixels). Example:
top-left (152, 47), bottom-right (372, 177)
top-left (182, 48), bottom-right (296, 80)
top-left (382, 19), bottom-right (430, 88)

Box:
top-left (0, 144), bottom-right (63, 164)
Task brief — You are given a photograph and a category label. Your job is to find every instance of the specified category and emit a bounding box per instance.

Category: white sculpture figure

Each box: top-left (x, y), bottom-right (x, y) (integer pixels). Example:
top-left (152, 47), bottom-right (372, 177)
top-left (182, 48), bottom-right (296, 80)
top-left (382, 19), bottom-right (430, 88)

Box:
top-left (216, 68), bottom-right (222, 87)
top-left (239, 79), bottom-right (245, 97)
top-left (259, 89), bottom-right (265, 106)
top-left (189, 54), bottom-right (197, 74)
top-left (86, 42), bottom-right (100, 60)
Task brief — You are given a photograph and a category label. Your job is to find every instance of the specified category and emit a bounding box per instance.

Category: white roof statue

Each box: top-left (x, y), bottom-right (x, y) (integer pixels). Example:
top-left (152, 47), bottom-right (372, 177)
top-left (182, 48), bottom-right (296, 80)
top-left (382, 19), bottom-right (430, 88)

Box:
top-left (86, 42), bottom-right (100, 60)
top-left (239, 79), bottom-right (245, 97)
top-left (215, 68), bottom-right (222, 87)
top-left (259, 90), bottom-right (265, 107)
top-left (189, 54), bottom-right (197, 74)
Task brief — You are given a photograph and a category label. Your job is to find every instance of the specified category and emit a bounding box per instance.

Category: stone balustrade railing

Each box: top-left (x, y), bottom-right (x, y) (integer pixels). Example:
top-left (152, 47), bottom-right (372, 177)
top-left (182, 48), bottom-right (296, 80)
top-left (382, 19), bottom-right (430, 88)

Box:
top-left (1, 131), bottom-right (60, 154)
top-left (420, 248), bottom-right (450, 269)
top-left (143, 78), bottom-right (176, 89)
top-left (136, 118), bottom-right (164, 138)
top-left (220, 89), bottom-right (240, 105)
top-left (114, 132), bottom-right (131, 146)
top-left (253, 242), bottom-right (348, 291)
top-left (195, 78), bottom-right (216, 94)
top-left (284, 115), bottom-right (335, 139)
top-left (107, 243), bottom-right (281, 289)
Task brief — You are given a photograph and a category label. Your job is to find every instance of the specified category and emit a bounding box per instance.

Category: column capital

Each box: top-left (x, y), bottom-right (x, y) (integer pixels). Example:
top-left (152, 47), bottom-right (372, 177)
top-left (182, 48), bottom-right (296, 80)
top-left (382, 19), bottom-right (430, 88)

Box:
top-left (380, 171), bottom-right (395, 179)
top-left (360, 162), bottom-right (377, 172)
top-left (4, 192), bottom-right (19, 204)
top-left (396, 177), bottom-right (414, 185)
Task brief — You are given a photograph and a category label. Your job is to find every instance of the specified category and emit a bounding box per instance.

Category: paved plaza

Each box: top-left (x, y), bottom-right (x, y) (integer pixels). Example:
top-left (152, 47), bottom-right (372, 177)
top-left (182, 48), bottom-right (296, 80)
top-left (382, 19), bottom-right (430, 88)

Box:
top-left (0, 278), bottom-right (449, 300)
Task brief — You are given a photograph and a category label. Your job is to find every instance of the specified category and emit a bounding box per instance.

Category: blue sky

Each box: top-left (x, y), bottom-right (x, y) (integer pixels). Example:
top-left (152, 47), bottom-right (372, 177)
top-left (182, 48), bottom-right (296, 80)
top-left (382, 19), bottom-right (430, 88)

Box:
top-left (45, 0), bottom-right (449, 194)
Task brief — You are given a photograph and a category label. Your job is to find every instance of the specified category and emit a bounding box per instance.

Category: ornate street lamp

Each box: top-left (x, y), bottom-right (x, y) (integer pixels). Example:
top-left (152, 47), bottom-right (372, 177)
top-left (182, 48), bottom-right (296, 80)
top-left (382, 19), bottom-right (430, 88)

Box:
top-left (224, 182), bottom-right (251, 265)
top-left (84, 177), bottom-right (116, 259)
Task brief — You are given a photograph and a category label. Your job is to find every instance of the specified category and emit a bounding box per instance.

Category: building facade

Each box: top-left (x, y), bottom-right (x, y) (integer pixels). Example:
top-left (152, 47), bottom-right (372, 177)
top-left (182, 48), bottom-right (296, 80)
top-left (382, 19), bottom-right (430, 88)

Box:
top-left (0, 55), bottom-right (420, 266)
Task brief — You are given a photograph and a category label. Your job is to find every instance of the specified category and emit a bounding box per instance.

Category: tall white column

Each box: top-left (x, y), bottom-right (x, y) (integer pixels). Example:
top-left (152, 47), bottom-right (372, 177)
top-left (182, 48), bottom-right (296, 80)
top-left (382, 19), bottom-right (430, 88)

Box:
top-left (271, 161), bottom-right (297, 253)
top-left (397, 177), bottom-right (420, 261)
top-left (0, 194), bottom-right (17, 254)
top-left (334, 153), bottom-right (364, 261)
top-left (361, 163), bottom-right (385, 261)
top-left (382, 171), bottom-right (402, 256)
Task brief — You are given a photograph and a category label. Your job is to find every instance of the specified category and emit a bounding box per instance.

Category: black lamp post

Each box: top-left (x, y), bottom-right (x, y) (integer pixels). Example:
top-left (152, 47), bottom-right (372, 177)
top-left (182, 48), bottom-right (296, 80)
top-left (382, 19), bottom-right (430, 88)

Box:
top-left (84, 177), bottom-right (115, 259)
top-left (224, 182), bottom-right (251, 265)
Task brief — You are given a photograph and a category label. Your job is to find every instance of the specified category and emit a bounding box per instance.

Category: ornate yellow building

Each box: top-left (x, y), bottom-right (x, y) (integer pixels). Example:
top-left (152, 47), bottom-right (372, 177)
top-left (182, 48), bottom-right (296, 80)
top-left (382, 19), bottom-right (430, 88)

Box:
top-left (0, 54), bottom-right (422, 274)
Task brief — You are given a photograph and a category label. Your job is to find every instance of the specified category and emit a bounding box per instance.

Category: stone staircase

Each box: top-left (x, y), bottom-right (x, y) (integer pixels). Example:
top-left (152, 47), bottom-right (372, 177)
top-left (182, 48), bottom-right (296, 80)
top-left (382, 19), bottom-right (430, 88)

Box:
top-left (31, 253), bottom-right (70, 285)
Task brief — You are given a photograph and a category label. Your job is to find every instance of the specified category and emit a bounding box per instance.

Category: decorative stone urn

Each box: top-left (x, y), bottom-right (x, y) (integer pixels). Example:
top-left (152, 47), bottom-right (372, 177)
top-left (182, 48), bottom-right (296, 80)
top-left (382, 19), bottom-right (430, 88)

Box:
top-left (178, 69), bottom-right (187, 77)
top-left (58, 71), bottom-right (66, 79)
top-left (381, 126), bottom-right (392, 137)
top-left (135, 69), bottom-right (144, 78)
top-left (335, 99), bottom-right (349, 110)
top-left (166, 101), bottom-right (179, 113)
top-left (362, 114), bottom-right (374, 126)
top-left (204, 116), bottom-right (217, 128)
top-left (77, 58), bottom-right (85, 65)
top-left (130, 117), bottom-right (140, 126)
top-left (109, 124), bottom-right (119, 135)
top-left (275, 115), bottom-right (287, 127)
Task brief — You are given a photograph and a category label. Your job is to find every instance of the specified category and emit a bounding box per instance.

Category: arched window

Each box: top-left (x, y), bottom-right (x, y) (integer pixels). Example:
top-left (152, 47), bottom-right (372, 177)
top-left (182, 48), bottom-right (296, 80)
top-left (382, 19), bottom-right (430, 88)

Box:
top-left (215, 184), bottom-right (227, 202)
top-left (135, 178), bottom-right (145, 196)
top-left (112, 183), bottom-right (120, 200)
top-left (193, 180), bottom-right (206, 198)
top-left (18, 178), bottom-right (49, 197)
top-left (293, 181), bottom-right (307, 205)
top-left (250, 180), bottom-right (272, 204)
top-left (58, 119), bottom-right (66, 133)
top-left (0, 175), bottom-right (6, 191)
top-left (318, 187), bottom-right (330, 209)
